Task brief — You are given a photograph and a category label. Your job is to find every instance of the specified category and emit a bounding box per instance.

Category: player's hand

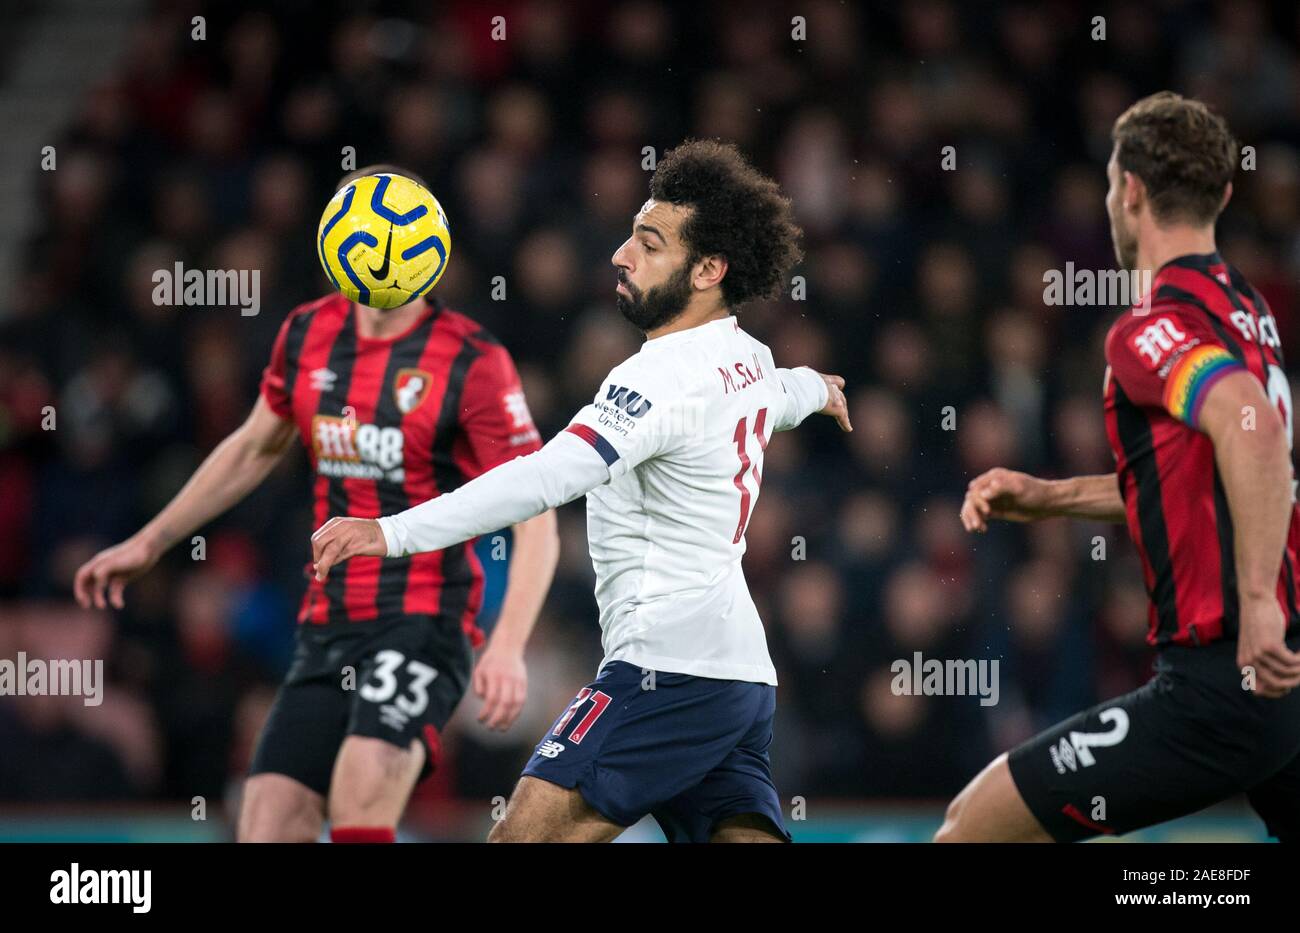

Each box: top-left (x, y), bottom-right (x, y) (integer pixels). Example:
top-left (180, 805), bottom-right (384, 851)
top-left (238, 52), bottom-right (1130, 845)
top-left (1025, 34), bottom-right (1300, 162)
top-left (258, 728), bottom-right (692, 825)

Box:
top-left (1237, 596), bottom-right (1300, 699)
top-left (73, 534), bottom-right (161, 610)
top-left (819, 373), bottom-right (852, 431)
top-left (960, 467), bottom-right (1053, 532)
top-left (473, 639), bottom-right (527, 731)
top-left (311, 517), bottom-right (387, 582)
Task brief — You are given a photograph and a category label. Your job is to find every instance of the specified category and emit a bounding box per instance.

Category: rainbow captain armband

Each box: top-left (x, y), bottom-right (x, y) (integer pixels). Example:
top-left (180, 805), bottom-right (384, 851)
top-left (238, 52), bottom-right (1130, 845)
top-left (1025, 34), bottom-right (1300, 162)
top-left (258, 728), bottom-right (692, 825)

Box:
top-left (1162, 344), bottom-right (1246, 427)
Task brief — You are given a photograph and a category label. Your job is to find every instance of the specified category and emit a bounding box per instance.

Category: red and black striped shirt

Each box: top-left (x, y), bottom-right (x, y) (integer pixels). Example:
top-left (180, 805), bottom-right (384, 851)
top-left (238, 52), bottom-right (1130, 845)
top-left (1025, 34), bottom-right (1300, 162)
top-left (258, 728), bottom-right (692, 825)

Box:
top-left (260, 294), bottom-right (542, 644)
top-left (1104, 252), bottom-right (1300, 647)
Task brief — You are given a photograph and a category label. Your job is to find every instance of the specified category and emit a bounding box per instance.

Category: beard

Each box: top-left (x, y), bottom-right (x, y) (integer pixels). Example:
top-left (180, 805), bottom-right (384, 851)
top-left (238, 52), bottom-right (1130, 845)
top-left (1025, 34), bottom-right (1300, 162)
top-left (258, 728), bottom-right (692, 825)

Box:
top-left (1111, 219), bottom-right (1138, 271)
top-left (616, 262), bottom-right (694, 331)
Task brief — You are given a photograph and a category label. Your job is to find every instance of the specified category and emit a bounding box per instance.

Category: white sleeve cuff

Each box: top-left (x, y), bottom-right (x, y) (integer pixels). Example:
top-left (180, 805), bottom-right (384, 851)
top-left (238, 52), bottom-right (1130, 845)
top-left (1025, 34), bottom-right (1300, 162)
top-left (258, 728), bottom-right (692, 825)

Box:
top-left (776, 366), bottom-right (828, 431)
top-left (377, 514), bottom-right (404, 558)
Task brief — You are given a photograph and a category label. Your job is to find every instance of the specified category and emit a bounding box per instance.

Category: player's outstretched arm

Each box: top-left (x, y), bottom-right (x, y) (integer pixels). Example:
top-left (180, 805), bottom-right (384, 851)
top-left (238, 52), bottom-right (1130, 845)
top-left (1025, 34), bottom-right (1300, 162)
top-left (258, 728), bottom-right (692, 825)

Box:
top-left (960, 468), bottom-right (1126, 532)
top-left (74, 396), bottom-right (297, 610)
top-left (311, 431), bottom-right (608, 581)
top-left (1197, 369), bottom-right (1300, 698)
top-left (773, 367), bottom-right (850, 432)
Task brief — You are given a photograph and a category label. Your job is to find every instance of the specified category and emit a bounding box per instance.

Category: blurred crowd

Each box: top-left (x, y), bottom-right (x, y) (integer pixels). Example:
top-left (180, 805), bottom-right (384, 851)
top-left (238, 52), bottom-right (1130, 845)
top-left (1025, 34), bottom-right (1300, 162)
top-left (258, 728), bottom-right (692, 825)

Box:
top-left (3, 0), bottom-right (1300, 820)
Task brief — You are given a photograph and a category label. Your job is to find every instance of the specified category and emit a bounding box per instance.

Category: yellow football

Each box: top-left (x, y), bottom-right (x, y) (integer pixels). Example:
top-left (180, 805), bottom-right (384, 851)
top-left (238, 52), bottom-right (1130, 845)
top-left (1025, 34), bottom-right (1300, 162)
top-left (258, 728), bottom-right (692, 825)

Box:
top-left (317, 172), bottom-right (452, 310)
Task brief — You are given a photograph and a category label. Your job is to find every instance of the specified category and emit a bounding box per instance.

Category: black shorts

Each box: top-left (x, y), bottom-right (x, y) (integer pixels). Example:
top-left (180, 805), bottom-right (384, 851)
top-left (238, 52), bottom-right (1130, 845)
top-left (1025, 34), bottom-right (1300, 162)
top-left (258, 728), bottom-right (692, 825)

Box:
top-left (1009, 635), bottom-right (1300, 842)
top-left (249, 617), bottom-right (473, 796)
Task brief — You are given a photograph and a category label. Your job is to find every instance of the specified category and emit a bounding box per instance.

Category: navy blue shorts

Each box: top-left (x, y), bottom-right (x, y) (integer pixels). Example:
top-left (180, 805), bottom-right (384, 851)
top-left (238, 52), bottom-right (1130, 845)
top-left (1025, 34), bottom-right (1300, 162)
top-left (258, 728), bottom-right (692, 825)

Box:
top-left (522, 661), bottom-right (790, 842)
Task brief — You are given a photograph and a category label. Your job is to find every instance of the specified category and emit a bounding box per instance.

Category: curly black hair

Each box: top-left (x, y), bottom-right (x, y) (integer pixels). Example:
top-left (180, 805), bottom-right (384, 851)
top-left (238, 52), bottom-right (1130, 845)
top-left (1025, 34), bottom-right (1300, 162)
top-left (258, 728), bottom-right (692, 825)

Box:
top-left (648, 139), bottom-right (803, 310)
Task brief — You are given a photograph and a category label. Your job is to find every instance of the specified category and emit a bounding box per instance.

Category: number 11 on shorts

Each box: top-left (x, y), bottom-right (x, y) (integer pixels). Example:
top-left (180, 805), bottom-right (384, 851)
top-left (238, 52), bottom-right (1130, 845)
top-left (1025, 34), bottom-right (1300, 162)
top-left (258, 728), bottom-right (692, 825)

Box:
top-left (553, 687), bottom-right (612, 744)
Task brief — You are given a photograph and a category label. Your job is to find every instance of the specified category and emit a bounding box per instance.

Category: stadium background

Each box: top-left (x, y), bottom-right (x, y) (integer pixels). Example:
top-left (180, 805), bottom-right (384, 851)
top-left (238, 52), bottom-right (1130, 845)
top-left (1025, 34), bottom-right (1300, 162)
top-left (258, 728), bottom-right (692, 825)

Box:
top-left (2, 0), bottom-right (1299, 841)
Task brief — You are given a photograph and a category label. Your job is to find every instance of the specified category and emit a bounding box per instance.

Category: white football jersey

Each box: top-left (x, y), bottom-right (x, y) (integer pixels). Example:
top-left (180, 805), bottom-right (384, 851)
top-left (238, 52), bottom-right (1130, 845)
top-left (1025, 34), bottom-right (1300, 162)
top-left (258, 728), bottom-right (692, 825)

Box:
top-left (564, 316), bottom-right (827, 685)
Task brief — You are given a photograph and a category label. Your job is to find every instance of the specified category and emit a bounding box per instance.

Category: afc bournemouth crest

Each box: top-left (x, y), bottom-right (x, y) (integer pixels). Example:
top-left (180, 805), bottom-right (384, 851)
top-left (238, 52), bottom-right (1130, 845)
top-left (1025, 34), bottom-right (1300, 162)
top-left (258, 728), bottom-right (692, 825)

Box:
top-left (394, 368), bottom-right (433, 414)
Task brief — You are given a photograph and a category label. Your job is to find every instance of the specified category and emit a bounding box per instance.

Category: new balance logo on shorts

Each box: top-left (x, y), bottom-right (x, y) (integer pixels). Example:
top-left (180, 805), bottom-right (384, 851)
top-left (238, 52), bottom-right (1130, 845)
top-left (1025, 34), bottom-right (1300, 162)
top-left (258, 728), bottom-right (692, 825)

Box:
top-left (536, 739), bottom-right (565, 759)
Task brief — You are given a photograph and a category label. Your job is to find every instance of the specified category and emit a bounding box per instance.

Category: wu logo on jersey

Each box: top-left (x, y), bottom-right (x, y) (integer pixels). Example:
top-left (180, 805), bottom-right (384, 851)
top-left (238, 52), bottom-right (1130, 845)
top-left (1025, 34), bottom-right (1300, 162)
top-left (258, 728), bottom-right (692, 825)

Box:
top-left (394, 368), bottom-right (433, 414)
top-left (1049, 708), bottom-right (1129, 774)
top-left (606, 384), bottom-right (653, 417)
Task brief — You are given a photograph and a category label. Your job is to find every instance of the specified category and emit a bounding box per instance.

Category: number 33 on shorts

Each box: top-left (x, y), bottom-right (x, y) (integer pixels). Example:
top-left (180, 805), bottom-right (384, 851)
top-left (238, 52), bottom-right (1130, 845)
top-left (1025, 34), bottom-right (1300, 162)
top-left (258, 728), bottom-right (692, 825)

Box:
top-left (360, 649), bottom-right (439, 731)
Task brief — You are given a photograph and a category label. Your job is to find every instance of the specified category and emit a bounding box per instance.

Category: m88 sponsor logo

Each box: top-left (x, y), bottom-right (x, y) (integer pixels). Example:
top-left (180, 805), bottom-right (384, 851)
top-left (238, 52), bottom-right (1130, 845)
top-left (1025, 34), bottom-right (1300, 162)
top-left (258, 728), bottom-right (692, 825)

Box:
top-left (312, 414), bottom-right (406, 482)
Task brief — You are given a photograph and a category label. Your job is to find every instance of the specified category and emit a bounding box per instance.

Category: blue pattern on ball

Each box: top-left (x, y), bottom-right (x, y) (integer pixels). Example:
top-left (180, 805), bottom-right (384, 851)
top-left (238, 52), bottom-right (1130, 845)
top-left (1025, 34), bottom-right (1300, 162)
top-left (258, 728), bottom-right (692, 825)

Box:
top-left (318, 184), bottom-right (356, 289)
top-left (337, 230), bottom-right (379, 305)
top-left (369, 175), bottom-right (430, 226)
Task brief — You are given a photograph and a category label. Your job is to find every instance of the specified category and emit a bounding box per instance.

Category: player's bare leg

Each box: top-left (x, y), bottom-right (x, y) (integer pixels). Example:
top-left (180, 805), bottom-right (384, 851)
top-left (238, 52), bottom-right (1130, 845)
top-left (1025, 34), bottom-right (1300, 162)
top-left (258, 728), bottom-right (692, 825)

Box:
top-left (933, 753), bottom-right (1053, 842)
top-left (488, 775), bottom-right (624, 842)
top-left (237, 773), bottom-right (326, 842)
top-left (327, 736), bottom-right (425, 834)
top-left (710, 813), bottom-right (784, 843)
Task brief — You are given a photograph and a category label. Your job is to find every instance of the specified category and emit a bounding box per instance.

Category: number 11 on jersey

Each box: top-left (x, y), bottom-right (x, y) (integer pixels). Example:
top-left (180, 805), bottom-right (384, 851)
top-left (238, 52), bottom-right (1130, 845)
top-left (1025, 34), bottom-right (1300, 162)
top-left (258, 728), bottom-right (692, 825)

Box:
top-left (732, 407), bottom-right (769, 543)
